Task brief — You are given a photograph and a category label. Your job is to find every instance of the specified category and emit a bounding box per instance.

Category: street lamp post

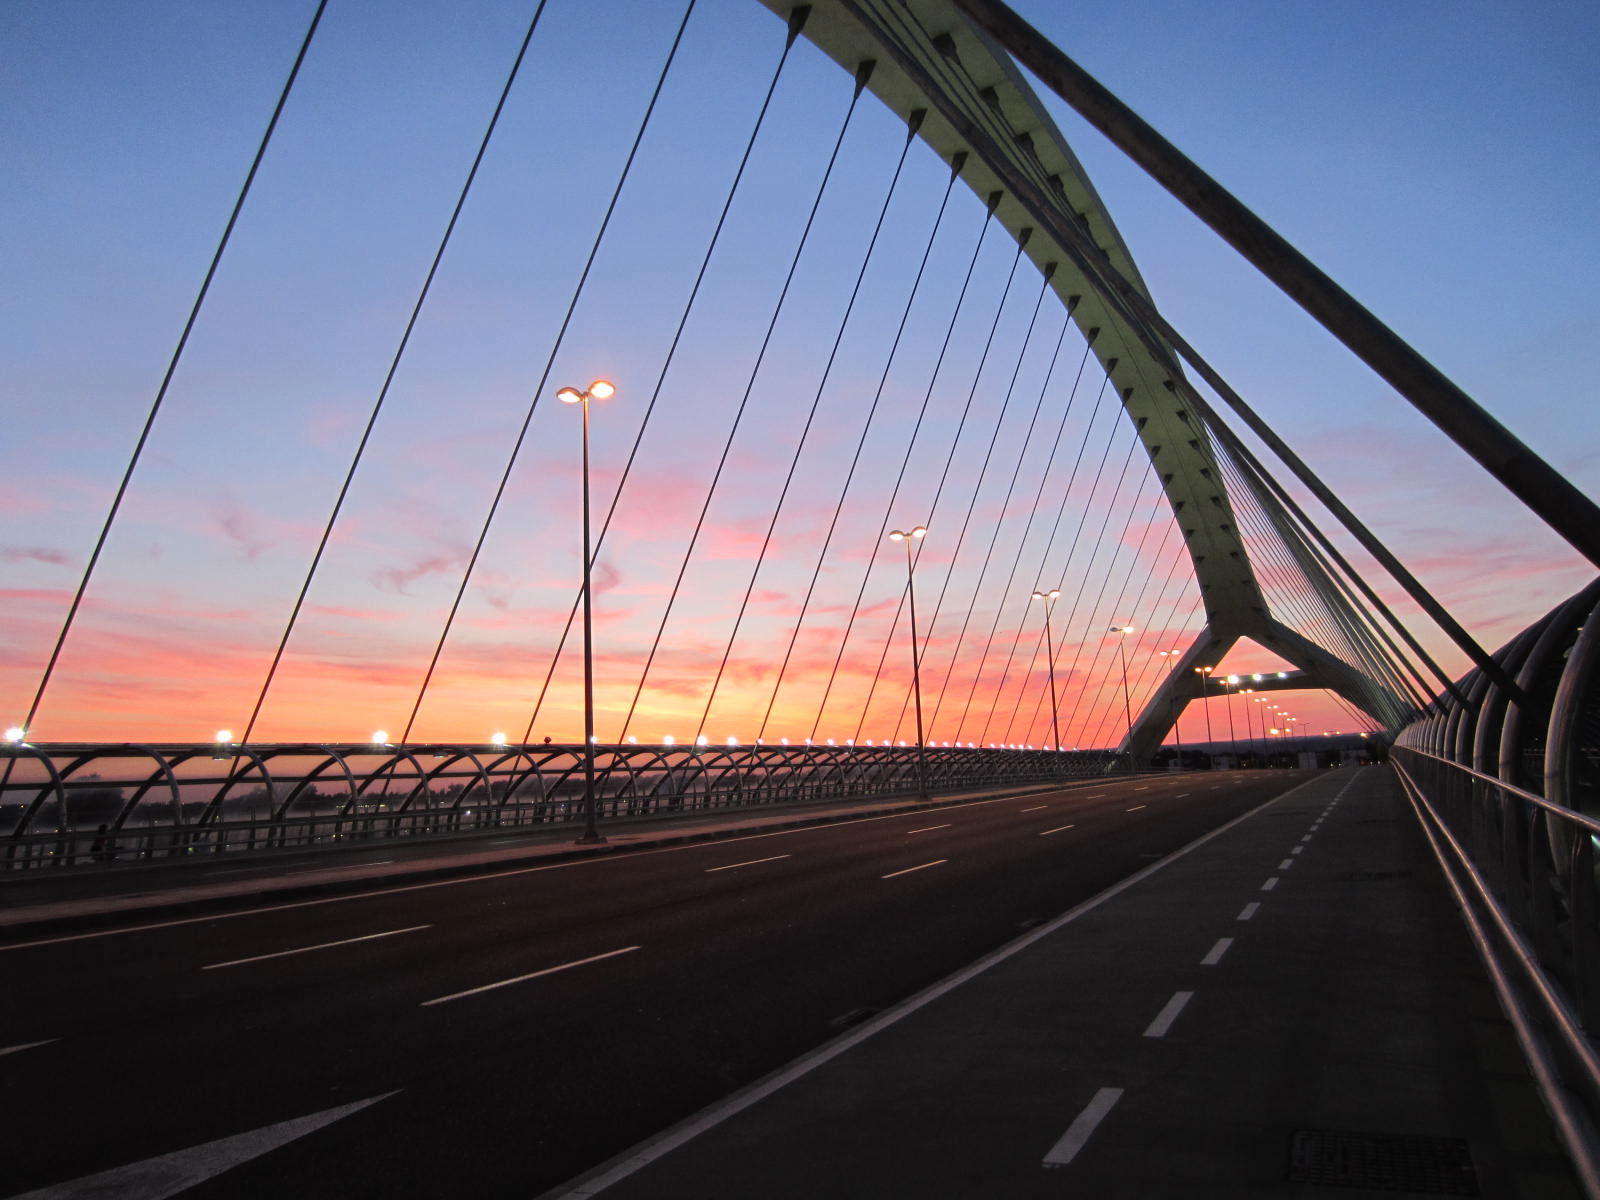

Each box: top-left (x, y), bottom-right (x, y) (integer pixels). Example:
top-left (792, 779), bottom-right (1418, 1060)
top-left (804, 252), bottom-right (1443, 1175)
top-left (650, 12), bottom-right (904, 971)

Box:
top-left (1109, 623), bottom-right (1135, 772)
top-left (1222, 675), bottom-right (1240, 767)
top-left (1157, 648), bottom-right (1182, 768)
top-left (1031, 589), bottom-right (1063, 777)
top-left (889, 526), bottom-right (930, 800)
top-left (557, 378), bottom-right (616, 844)
top-left (1192, 666), bottom-right (1214, 767)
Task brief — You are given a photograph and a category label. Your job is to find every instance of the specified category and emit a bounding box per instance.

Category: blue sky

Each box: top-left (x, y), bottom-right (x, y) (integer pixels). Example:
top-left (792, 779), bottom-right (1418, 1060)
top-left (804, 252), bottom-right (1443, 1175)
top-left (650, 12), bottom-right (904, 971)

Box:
top-left (1, 0), bottom-right (1593, 746)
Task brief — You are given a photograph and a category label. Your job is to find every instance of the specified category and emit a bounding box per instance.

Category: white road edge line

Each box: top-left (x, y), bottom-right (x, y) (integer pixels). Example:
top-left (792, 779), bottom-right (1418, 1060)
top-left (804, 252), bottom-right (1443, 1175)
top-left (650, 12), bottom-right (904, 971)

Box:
top-left (1038, 824), bottom-right (1077, 837)
top-left (1200, 937), bottom-right (1233, 966)
top-left (1042, 1087), bottom-right (1125, 1168)
top-left (1237, 901), bottom-right (1261, 921)
top-left (422, 946), bottom-right (640, 1008)
top-left (0, 1038), bottom-right (57, 1058)
top-left (881, 860), bottom-right (947, 880)
top-left (1143, 990), bottom-right (1194, 1038)
top-left (906, 824), bottom-right (952, 834)
top-left (704, 855), bottom-right (791, 873)
top-left (543, 773), bottom-right (1329, 1200)
top-left (203, 925), bottom-right (432, 970)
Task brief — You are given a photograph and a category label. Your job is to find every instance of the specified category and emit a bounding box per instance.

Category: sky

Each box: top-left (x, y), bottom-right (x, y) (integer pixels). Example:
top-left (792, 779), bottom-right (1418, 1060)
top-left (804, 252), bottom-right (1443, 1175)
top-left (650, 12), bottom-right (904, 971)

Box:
top-left (1, 0), bottom-right (1594, 751)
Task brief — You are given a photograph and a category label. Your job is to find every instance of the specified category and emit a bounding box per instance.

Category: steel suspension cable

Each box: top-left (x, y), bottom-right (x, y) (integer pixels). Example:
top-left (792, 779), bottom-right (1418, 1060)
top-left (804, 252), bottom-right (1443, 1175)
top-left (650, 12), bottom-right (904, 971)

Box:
top-left (753, 153), bottom-right (970, 744)
top-left (870, 262), bottom-right (1056, 742)
top-left (520, 8), bottom-right (805, 743)
top-left (233, 0), bottom-right (556, 750)
top-left (692, 110), bottom-right (922, 742)
top-left (972, 371), bottom-right (1119, 744)
top-left (15, 0), bottom-right (328, 740)
top-left (619, 61), bottom-right (873, 745)
top-left (965, 365), bottom-right (1113, 743)
top-left (399, 0), bottom-right (703, 744)
top-left (804, 190), bottom-right (1004, 742)
top-left (903, 276), bottom-right (1065, 740)
top-left (1000, 434), bottom-right (1145, 744)
top-left (847, 237), bottom-right (1037, 743)
top-left (1050, 479), bottom-right (1168, 743)
top-left (936, 316), bottom-right (1089, 740)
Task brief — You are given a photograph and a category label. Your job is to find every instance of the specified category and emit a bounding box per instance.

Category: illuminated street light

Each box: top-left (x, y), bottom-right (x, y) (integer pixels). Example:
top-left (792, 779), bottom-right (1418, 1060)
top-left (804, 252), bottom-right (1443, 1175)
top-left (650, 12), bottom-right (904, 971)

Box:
top-left (888, 525), bottom-right (931, 800)
top-left (490, 731), bottom-right (508, 748)
top-left (559, 378), bottom-right (615, 845)
top-left (1032, 588), bottom-right (1064, 777)
top-left (371, 730), bottom-right (389, 745)
top-left (1192, 665), bottom-right (1215, 758)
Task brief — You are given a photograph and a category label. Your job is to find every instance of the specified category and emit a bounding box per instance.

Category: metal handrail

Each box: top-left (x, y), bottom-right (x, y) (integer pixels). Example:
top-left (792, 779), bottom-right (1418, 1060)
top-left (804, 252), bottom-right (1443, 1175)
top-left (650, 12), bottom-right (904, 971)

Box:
top-left (1395, 745), bottom-right (1600, 837)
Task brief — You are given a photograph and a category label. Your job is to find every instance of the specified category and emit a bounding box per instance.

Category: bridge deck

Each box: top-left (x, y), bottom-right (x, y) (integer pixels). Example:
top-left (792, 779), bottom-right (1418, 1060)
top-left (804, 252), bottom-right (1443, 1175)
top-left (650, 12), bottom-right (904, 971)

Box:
top-left (548, 767), bottom-right (1574, 1199)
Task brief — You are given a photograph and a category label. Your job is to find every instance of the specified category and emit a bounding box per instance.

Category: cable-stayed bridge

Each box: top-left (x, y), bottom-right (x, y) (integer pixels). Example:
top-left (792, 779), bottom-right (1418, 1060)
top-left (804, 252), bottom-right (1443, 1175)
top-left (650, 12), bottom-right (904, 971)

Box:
top-left (3, 0), bottom-right (1591, 861)
top-left (5, 2), bottom-right (1600, 1196)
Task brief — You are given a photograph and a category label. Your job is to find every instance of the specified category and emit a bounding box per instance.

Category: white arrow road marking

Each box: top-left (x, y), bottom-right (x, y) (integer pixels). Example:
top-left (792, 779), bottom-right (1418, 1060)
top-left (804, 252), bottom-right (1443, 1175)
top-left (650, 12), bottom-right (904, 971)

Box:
top-left (5, 1091), bottom-right (400, 1200)
top-left (0, 1039), bottom-right (56, 1058)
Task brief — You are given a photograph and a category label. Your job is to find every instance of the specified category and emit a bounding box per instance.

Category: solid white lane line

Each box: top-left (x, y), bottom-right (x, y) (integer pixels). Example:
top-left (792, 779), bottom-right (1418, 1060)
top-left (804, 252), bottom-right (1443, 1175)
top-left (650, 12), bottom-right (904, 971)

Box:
top-left (1042, 1087), bottom-right (1124, 1168)
top-left (1143, 990), bottom-right (1194, 1038)
top-left (1020, 805), bottom-right (1049, 813)
top-left (1261, 877), bottom-right (1280, 891)
top-left (0, 1038), bottom-right (57, 1057)
top-left (203, 925), bottom-right (432, 970)
top-left (1126, 805), bottom-right (1147, 812)
top-left (422, 946), bottom-right (639, 1007)
top-left (881, 860), bottom-right (947, 880)
top-left (1278, 859), bottom-right (1294, 870)
top-left (1237, 902), bottom-right (1260, 921)
top-left (704, 854), bottom-right (791, 873)
top-left (1038, 824), bottom-right (1077, 837)
top-left (1200, 937), bottom-right (1233, 966)
top-left (907, 824), bottom-right (952, 834)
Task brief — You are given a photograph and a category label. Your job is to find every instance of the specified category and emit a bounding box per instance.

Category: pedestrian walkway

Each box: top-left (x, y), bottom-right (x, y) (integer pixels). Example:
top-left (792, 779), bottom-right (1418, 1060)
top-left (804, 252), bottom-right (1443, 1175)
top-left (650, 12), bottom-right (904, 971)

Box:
top-left (543, 767), bottom-right (1576, 1199)
top-left (0, 776), bottom-right (1092, 933)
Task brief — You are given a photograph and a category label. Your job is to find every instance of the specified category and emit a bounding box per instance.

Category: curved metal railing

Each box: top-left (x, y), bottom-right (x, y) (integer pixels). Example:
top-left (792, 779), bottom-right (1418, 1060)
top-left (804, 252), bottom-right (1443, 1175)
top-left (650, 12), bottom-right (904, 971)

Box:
top-left (0, 740), bottom-right (1121, 871)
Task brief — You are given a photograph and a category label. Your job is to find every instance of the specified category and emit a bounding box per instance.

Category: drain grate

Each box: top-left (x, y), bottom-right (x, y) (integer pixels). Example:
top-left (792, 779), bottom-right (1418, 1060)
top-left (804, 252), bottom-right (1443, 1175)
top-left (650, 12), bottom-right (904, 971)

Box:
top-left (1288, 1129), bottom-right (1478, 1194)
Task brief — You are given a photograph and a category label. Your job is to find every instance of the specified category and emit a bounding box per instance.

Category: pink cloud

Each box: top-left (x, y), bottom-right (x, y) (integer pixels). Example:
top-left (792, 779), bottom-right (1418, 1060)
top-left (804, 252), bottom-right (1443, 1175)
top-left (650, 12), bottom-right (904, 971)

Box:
top-left (0, 545), bottom-right (69, 566)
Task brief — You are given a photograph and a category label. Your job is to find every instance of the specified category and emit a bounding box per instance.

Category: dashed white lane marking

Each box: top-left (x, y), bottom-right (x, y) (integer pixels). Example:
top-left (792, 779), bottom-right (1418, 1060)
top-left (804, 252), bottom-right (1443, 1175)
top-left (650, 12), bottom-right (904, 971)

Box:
top-left (1176, 792), bottom-right (1189, 798)
top-left (1134, 786), bottom-right (1149, 792)
top-left (1039, 824), bottom-right (1077, 837)
top-left (205, 924), bottom-right (432, 970)
top-left (1126, 805), bottom-right (1147, 812)
top-left (0, 1038), bottom-right (57, 1058)
top-left (1291, 846), bottom-right (1304, 855)
top-left (1085, 794), bottom-right (1105, 799)
top-left (1043, 1087), bottom-right (1125, 1168)
top-left (1261, 877), bottom-right (1280, 891)
top-left (1238, 902), bottom-right (1261, 921)
top-left (882, 860), bottom-right (946, 880)
top-left (907, 824), bottom-right (952, 834)
top-left (1020, 805), bottom-right (1049, 813)
top-left (1209, 785), bottom-right (1220, 790)
top-left (1201, 937), bottom-right (1233, 966)
top-left (421, 946), bottom-right (640, 1007)
top-left (1143, 990), bottom-right (1194, 1038)
top-left (1300, 835), bottom-right (1313, 843)
top-left (704, 854), bottom-right (791, 873)
top-left (1278, 858), bottom-right (1294, 870)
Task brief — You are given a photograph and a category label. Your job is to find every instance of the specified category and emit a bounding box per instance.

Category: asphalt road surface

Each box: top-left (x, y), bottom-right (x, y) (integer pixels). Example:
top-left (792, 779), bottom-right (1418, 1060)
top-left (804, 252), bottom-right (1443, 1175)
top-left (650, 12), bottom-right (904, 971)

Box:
top-left (1, 770), bottom-right (1308, 1199)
